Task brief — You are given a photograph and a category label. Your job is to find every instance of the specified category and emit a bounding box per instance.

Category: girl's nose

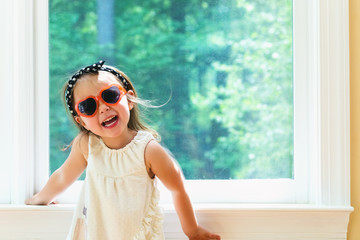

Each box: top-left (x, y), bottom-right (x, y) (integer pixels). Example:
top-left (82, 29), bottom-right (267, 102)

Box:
top-left (98, 100), bottom-right (110, 114)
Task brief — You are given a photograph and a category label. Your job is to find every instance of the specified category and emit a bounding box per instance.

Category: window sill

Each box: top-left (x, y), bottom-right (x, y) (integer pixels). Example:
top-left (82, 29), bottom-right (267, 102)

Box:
top-left (0, 204), bottom-right (353, 239)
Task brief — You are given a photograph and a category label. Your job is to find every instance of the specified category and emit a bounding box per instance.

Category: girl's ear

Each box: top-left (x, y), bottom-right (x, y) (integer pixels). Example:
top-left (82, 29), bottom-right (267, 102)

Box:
top-left (75, 116), bottom-right (81, 124)
top-left (75, 116), bottom-right (89, 130)
top-left (127, 90), bottom-right (135, 110)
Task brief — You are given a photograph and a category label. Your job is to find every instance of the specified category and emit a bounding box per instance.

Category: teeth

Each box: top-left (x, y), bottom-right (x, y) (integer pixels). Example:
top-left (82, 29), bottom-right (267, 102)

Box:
top-left (102, 115), bottom-right (117, 127)
top-left (103, 116), bottom-right (115, 122)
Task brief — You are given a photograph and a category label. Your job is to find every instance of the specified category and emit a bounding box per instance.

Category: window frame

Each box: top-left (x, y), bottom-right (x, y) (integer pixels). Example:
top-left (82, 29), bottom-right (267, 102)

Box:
top-left (48, 0), bottom-right (302, 204)
top-left (3, 0), bottom-right (350, 208)
top-left (0, 0), bottom-right (14, 203)
top-left (0, 1), bottom-right (352, 238)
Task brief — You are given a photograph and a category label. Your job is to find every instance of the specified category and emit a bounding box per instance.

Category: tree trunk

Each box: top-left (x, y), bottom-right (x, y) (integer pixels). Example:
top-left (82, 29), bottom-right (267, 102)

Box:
top-left (97, 0), bottom-right (115, 63)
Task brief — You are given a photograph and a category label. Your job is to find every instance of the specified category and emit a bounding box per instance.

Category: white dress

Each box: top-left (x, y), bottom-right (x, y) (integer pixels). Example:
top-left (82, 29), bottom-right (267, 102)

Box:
top-left (67, 131), bottom-right (164, 240)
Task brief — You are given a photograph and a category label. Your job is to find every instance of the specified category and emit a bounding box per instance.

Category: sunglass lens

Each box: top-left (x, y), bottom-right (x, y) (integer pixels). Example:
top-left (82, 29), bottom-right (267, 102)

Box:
top-left (78, 98), bottom-right (97, 116)
top-left (102, 86), bottom-right (121, 104)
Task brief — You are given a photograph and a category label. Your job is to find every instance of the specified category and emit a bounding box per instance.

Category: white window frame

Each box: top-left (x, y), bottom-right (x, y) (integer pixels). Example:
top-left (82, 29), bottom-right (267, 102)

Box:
top-left (0, 0), bottom-right (353, 238)
top-left (4, 0), bottom-right (350, 206)
top-left (47, 0), bottom-right (302, 204)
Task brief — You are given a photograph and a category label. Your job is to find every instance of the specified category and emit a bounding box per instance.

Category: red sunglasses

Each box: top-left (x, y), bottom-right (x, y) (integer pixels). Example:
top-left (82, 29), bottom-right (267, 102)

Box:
top-left (75, 84), bottom-right (127, 118)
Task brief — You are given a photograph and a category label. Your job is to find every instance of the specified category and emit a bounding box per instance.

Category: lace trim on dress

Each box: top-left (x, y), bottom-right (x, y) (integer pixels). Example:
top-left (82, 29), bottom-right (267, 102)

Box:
top-left (133, 187), bottom-right (164, 240)
top-left (98, 131), bottom-right (151, 153)
top-left (88, 131), bottom-right (153, 157)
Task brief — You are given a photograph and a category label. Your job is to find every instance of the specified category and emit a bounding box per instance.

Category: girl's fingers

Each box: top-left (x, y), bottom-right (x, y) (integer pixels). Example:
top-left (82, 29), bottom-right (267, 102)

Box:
top-left (205, 232), bottom-right (221, 240)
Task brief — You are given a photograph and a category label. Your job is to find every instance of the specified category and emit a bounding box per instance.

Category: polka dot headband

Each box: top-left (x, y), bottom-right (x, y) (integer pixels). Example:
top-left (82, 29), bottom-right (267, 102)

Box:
top-left (65, 60), bottom-right (130, 116)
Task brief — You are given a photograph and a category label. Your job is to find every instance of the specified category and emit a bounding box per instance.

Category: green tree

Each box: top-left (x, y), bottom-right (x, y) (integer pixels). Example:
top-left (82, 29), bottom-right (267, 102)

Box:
top-left (49, 0), bottom-right (293, 180)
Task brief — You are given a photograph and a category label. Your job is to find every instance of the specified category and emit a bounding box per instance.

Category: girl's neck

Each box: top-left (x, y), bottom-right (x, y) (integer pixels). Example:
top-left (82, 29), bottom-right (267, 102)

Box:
top-left (100, 128), bottom-right (137, 150)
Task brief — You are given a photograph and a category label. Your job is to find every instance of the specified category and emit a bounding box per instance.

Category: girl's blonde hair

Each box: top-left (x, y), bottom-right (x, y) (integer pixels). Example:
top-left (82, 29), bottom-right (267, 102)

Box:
top-left (62, 65), bottom-right (160, 147)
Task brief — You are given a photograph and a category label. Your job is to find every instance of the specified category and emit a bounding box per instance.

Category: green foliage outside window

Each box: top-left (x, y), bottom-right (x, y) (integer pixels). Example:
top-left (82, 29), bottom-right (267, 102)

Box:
top-left (49, 0), bottom-right (293, 180)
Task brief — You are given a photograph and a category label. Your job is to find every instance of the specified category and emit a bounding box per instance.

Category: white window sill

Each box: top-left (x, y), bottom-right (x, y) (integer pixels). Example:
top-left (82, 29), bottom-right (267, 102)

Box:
top-left (0, 204), bottom-right (353, 240)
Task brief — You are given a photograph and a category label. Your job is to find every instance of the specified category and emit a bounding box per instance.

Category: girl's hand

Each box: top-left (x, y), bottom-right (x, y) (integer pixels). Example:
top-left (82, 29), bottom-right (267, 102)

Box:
top-left (25, 193), bottom-right (51, 205)
top-left (188, 226), bottom-right (221, 240)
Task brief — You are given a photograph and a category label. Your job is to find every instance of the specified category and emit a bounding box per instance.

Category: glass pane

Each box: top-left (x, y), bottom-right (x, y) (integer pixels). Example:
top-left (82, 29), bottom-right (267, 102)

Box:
top-left (49, 0), bottom-right (293, 180)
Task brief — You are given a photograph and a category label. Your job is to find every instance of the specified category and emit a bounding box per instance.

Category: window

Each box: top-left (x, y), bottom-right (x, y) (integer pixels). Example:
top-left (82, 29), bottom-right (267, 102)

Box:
top-left (0, 0), bottom-right (350, 207)
top-left (49, 0), bottom-right (293, 180)
top-left (0, 0), bottom-right (351, 237)
top-left (49, 0), bottom-right (297, 203)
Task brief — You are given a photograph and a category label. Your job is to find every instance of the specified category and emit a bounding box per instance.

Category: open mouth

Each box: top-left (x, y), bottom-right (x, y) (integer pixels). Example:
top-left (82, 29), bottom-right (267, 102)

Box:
top-left (101, 115), bottom-right (118, 128)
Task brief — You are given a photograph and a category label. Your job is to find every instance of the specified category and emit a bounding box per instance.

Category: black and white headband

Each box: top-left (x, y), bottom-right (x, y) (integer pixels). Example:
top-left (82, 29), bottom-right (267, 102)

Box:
top-left (65, 60), bottom-right (130, 116)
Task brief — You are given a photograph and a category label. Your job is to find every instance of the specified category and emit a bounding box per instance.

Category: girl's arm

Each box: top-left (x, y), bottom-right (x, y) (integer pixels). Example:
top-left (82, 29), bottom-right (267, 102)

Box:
top-left (25, 133), bottom-right (88, 205)
top-left (145, 140), bottom-right (221, 240)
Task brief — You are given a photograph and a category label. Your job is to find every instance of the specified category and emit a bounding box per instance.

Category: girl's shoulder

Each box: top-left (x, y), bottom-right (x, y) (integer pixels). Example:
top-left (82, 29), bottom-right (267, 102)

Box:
top-left (144, 139), bottom-right (174, 169)
top-left (72, 132), bottom-right (90, 160)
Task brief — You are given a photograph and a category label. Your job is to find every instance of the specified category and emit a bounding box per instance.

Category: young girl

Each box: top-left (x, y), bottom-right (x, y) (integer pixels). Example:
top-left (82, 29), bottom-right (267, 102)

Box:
top-left (25, 61), bottom-right (221, 240)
